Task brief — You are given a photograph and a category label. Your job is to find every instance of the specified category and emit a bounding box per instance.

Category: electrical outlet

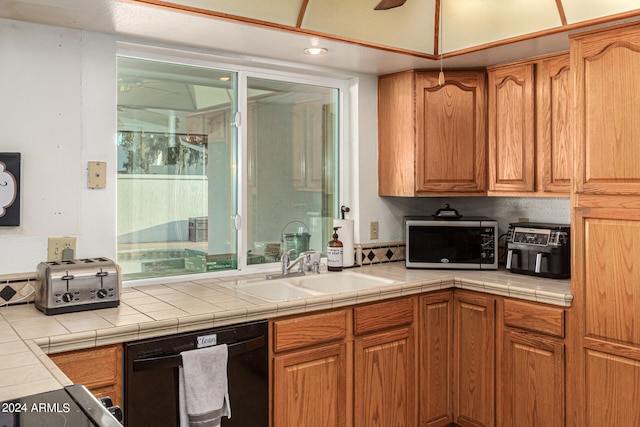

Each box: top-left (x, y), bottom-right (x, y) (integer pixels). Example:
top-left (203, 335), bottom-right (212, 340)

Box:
top-left (47, 237), bottom-right (76, 262)
top-left (370, 221), bottom-right (379, 240)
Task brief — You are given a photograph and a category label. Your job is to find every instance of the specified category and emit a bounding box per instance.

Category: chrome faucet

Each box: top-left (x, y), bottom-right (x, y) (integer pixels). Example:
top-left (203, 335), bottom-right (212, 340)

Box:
top-left (266, 249), bottom-right (319, 280)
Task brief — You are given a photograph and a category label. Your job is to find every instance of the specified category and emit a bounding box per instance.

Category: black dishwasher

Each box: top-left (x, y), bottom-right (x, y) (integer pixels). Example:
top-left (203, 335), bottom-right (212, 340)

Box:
top-left (124, 319), bottom-right (268, 427)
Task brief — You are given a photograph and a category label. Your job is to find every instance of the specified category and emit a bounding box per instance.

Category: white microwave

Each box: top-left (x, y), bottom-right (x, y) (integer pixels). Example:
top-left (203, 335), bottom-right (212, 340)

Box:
top-left (405, 217), bottom-right (498, 270)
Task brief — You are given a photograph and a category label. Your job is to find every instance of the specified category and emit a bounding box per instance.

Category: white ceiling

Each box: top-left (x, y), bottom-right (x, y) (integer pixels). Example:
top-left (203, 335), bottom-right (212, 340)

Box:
top-left (1, 0), bottom-right (640, 76)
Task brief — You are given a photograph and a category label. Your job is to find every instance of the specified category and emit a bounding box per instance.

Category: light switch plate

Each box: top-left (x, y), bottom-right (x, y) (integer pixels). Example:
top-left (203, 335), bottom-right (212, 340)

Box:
top-left (370, 221), bottom-right (379, 240)
top-left (88, 161), bottom-right (107, 189)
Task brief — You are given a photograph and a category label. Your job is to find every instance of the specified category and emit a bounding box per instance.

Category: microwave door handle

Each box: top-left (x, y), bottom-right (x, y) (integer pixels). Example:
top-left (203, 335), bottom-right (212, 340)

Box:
top-left (506, 249), bottom-right (513, 269)
top-left (132, 335), bottom-right (266, 372)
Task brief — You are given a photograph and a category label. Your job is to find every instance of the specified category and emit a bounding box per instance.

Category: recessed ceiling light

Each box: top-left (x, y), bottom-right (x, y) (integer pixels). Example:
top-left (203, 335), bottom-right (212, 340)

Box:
top-left (304, 47), bottom-right (328, 55)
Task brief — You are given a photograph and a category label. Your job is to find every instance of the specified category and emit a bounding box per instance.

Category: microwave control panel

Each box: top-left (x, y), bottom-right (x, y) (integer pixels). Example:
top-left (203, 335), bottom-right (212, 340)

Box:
top-left (481, 227), bottom-right (496, 261)
top-left (507, 224), bottom-right (570, 248)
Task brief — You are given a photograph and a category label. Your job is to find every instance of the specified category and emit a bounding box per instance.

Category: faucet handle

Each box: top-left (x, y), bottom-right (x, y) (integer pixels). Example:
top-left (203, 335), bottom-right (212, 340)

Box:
top-left (302, 250), bottom-right (321, 271)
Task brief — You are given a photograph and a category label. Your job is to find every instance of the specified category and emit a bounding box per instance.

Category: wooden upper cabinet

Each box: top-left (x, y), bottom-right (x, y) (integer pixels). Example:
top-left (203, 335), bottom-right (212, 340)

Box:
top-left (572, 22), bottom-right (640, 197)
top-left (415, 71), bottom-right (487, 195)
top-left (488, 63), bottom-right (535, 194)
top-left (378, 70), bottom-right (487, 196)
top-left (536, 54), bottom-right (571, 194)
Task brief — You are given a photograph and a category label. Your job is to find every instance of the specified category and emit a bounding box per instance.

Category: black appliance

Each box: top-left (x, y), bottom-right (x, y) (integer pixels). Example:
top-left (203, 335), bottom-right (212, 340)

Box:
top-left (506, 222), bottom-right (571, 279)
top-left (405, 216), bottom-right (498, 270)
top-left (0, 385), bottom-right (122, 426)
top-left (124, 319), bottom-right (268, 427)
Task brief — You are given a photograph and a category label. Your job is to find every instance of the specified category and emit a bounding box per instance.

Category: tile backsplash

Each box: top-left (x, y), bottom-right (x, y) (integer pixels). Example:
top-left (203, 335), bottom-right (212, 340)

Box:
top-left (0, 273), bottom-right (37, 307)
top-left (355, 241), bottom-right (405, 266)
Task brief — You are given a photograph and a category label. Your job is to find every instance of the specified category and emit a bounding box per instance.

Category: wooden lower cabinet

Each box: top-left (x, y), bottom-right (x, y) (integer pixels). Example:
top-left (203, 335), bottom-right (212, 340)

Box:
top-left (271, 291), bottom-right (570, 427)
top-left (501, 331), bottom-right (564, 427)
top-left (271, 297), bottom-right (417, 427)
top-left (419, 292), bottom-right (453, 427)
top-left (273, 342), bottom-right (348, 427)
top-left (453, 291), bottom-right (495, 427)
top-left (353, 297), bottom-right (417, 427)
top-left (49, 344), bottom-right (123, 408)
top-left (498, 298), bottom-right (566, 427)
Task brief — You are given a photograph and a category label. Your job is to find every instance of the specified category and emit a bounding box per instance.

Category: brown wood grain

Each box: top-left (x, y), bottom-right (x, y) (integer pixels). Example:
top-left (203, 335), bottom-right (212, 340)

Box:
top-left (353, 297), bottom-right (413, 335)
top-left (273, 309), bottom-right (348, 353)
top-left (50, 344), bottom-right (123, 408)
top-left (504, 298), bottom-right (565, 338)
top-left (453, 291), bottom-right (495, 427)
top-left (488, 63), bottom-right (536, 193)
top-left (419, 292), bottom-right (454, 427)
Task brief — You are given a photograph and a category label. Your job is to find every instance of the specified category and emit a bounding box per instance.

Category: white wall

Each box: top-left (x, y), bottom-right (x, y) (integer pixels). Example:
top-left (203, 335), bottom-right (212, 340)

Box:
top-left (0, 19), bottom-right (117, 274)
top-left (0, 17), bottom-right (570, 276)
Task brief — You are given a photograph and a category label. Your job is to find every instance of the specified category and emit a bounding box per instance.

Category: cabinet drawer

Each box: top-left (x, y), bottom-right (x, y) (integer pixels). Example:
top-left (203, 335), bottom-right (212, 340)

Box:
top-left (354, 297), bottom-right (414, 335)
top-left (272, 309), bottom-right (348, 352)
top-left (504, 299), bottom-right (565, 338)
top-left (50, 344), bottom-right (121, 389)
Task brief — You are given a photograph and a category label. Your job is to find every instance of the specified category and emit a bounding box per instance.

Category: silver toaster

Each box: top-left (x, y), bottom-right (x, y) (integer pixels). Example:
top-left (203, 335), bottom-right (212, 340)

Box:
top-left (35, 258), bottom-right (120, 315)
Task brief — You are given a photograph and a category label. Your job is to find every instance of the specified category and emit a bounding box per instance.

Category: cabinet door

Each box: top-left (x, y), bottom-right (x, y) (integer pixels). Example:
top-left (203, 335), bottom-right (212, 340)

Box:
top-left (415, 71), bottom-right (487, 195)
top-left (572, 23), bottom-right (640, 197)
top-left (502, 331), bottom-right (564, 427)
top-left (488, 63), bottom-right (535, 193)
top-left (570, 207), bottom-right (640, 426)
top-left (354, 327), bottom-right (416, 427)
top-left (536, 54), bottom-right (571, 194)
top-left (419, 292), bottom-right (453, 427)
top-left (50, 344), bottom-right (123, 408)
top-left (453, 291), bottom-right (495, 427)
top-left (378, 71), bottom-right (416, 196)
top-left (273, 343), bottom-right (348, 427)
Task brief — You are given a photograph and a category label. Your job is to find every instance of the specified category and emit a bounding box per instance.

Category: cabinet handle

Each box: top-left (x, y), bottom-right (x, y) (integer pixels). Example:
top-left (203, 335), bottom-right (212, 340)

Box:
top-left (132, 335), bottom-right (265, 372)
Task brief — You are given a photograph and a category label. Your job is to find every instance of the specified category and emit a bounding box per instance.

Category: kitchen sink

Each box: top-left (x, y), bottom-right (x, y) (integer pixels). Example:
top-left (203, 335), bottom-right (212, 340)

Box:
top-left (286, 271), bottom-right (397, 293)
top-left (230, 279), bottom-right (323, 302)
top-left (228, 271), bottom-right (397, 302)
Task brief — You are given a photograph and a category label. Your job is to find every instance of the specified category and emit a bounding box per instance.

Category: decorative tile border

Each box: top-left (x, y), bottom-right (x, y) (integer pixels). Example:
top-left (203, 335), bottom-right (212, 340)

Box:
top-left (355, 241), bottom-right (405, 266)
top-left (0, 273), bottom-right (37, 307)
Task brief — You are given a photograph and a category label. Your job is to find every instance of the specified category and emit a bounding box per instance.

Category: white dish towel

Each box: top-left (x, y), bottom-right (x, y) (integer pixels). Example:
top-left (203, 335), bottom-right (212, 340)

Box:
top-left (179, 344), bottom-right (231, 427)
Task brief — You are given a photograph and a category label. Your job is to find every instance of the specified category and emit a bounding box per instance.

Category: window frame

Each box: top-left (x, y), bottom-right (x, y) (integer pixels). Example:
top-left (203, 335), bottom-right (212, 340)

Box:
top-left (116, 44), bottom-right (350, 283)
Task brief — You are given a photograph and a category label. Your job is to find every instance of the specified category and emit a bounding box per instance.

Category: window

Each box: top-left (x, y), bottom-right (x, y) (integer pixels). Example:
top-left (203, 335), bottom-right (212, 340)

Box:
top-left (117, 56), bottom-right (341, 281)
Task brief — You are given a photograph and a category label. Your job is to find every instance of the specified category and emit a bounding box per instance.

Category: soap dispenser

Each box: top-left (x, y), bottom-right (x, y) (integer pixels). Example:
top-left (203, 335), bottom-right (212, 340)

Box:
top-left (327, 226), bottom-right (344, 272)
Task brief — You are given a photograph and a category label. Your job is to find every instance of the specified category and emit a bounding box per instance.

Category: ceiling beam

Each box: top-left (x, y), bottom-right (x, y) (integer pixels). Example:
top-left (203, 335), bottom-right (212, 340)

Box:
top-left (296, 0), bottom-right (310, 28)
top-left (130, 0), bottom-right (640, 61)
top-left (556, 0), bottom-right (568, 26)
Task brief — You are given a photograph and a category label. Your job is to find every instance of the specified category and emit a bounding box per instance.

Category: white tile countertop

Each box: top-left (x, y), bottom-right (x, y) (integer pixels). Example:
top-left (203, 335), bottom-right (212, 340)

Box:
top-left (0, 263), bottom-right (571, 401)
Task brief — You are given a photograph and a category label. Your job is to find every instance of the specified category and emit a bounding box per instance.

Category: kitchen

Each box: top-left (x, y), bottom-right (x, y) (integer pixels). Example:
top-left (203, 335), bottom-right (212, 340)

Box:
top-left (0, 0), bottom-right (639, 426)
